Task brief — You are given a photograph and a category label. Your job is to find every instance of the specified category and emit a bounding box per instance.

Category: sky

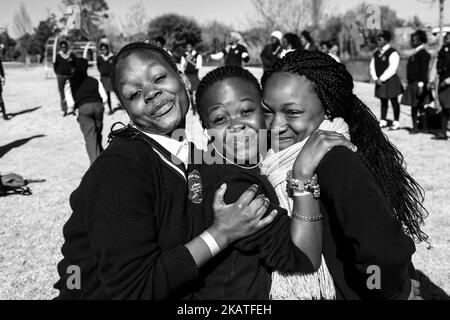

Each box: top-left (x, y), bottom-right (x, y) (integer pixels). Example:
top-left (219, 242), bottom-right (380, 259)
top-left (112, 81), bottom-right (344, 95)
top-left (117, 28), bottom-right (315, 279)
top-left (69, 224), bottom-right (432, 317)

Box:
top-left (0, 0), bottom-right (449, 38)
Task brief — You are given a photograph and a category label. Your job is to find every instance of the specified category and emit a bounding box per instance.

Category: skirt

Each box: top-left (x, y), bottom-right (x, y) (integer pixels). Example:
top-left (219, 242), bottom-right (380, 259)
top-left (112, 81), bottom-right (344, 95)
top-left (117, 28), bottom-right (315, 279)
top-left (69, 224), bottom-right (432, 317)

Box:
top-left (100, 76), bottom-right (113, 92)
top-left (186, 74), bottom-right (200, 91)
top-left (438, 83), bottom-right (450, 109)
top-left (401, 82), bottom-right (433, 107)
top-left (375, 75), bottom-right (403, 99)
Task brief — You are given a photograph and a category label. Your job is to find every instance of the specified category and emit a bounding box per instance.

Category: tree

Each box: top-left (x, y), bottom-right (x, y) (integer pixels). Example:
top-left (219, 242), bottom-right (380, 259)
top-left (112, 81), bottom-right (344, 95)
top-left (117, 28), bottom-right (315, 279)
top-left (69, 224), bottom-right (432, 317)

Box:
top-left (0, 30), bottom-right (17, 60)
top-left (250, 0), bottom-right (329, 34)
top-left (12, 3), bottom-right (33, 38)
top-left (122, 2), bottom-right (149, 37)
top-left (200, 20), bottom-right (232, 53)
top-left (61, 0), bottom-right (109, 41)
top-left (405, 15), bottom-right (425, 28)
top-left (147, 14), bottom-right (202, 61)
top-left (34, 14), bottom-right (59, 58)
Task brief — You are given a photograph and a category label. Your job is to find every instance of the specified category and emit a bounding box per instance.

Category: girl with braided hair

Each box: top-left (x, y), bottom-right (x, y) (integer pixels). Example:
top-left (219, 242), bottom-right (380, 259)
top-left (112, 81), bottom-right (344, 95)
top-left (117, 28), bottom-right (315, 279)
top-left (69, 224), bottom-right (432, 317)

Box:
top-left (261, 49), bottom-right (426, 299)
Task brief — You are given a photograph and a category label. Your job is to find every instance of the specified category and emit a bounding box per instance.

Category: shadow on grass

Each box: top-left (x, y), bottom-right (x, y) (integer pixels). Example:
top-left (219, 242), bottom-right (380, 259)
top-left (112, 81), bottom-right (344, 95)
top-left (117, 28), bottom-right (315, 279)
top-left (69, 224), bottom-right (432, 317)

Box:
top-left (416, 270), bottom-right (450, 300)
top-left (7, 106), bottom-right (42, 118)
top-left (0, 134), bottom-right (45, 158)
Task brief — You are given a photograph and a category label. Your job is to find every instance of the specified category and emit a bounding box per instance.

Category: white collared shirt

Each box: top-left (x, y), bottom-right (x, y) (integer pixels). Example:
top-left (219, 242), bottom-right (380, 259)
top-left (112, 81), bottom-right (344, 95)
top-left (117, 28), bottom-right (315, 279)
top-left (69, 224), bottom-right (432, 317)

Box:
top-left (369, 44), bottom-right (400, 82)
top-left (180, 50), bottom-right (203, 71)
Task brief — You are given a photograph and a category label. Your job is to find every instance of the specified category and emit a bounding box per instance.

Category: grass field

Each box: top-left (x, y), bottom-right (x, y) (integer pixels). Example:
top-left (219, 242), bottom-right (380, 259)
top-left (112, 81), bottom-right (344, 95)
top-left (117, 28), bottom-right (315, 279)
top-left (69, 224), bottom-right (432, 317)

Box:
top-left (0, 65), bottom-right (448, 300)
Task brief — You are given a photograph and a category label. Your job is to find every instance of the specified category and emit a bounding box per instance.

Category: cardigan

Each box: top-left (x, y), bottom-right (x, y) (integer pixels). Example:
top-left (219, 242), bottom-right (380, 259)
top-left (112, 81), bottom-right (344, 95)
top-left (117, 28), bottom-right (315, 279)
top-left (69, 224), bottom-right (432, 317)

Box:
top-left (54, 52), bottom-right (76, 75)
top-left (54, 129), bottom-right (199, 299)
top-left (316, 147), bottom-right (416, 300)
top-left (189, 158), bottom-right (315, 300)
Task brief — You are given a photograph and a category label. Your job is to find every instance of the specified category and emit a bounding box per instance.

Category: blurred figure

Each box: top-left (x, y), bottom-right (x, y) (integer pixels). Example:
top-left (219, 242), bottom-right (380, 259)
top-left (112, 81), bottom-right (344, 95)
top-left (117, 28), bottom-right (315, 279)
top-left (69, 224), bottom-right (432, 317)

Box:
top-left (401, 30), bottom-right (433, 134)
top-left (53, 40), bottom-right (76, 117)
top-left (434, 32), bottom-right (450, 140)
top-left (279, 32), bottom-right (302, 58)
top-left (260, 30), bottom-right (282, 71)
top-left (0, 52), bottom-right (8, 120)
top-left (370, 30), bottom-right (403, 130)
top-left (65, 58), bottom-right (108, 164)
top-left (97, 43), bottom-right (115, 115)
top-left (210, 32), bottom-right (249, 66)
top-left (320, 41), bottom-right (341, 63)
top-left (180, 42), bottom-right (202, 103)
top-left (154, 36), bottom-right (172, 56)
top-left (300, 30), bottom-right (318, 51)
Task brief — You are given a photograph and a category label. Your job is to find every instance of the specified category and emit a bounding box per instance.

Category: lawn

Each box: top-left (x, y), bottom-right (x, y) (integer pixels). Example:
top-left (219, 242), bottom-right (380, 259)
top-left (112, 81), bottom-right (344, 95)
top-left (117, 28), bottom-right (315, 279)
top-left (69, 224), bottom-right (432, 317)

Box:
top-left (0, 65), bottom-right (448, 300)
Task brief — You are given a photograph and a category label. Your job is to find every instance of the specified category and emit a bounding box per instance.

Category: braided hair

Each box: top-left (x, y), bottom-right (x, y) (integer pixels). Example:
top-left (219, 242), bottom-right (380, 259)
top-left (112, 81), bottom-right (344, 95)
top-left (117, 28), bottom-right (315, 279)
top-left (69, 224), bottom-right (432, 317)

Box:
top-left (262, 50), bottom-right (428, 243)
top-left (195, 65), bottom-right (260, 117)
top-left (110, 42), bottom-right (178, 101)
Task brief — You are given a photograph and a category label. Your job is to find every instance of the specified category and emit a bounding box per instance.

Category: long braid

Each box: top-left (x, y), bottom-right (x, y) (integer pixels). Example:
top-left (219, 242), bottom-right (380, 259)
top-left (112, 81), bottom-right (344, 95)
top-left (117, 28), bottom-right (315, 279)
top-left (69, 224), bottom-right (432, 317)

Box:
top-left (262, 50), bottom-right (428, 242)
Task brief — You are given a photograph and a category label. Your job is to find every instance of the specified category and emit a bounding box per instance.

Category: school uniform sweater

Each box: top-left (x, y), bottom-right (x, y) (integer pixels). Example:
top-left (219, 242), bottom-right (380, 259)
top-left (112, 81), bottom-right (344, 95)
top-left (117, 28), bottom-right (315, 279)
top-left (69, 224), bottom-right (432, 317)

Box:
top-left (189, 158), bottom-right (316, 300)
top-left (70, 76), bottom-right (103, 109)
top-left (96, 54), bottom-right (114, 77)
top-left (54, 52), bottom-right (76, 75)
top-left (316, 147), bottom-right (416, 300)
top-left (54, 129), bottom-right (199, 299)
top-left (223, 44), bottom-right (250, 66)
top-left (406, 48), bottom-right (431, 84)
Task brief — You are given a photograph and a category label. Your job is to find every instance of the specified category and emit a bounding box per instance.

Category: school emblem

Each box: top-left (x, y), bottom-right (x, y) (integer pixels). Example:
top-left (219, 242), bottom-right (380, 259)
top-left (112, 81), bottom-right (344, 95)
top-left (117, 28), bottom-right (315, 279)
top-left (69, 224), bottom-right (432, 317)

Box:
top-left (188, 170), bottom-right (203, 204)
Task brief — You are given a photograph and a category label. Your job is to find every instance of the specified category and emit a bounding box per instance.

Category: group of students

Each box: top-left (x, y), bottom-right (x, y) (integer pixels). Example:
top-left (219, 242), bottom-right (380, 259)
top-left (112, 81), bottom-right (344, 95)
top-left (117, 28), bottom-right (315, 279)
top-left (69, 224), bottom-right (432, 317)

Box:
top-left (260, 30), bottom-right (340, 72)
top-left (53, 42), bottom-right (427, 300)
top-left (370, 29), bottom-right (450, 140)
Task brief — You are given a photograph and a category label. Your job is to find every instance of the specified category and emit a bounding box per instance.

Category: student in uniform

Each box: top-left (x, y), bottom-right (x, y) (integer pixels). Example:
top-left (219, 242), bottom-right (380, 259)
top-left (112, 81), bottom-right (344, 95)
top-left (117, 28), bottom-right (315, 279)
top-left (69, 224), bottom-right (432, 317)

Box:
top-left (260, 31), bottom-right (283, 71)
top-left (280, 33), bottom-right (302, 59)
top-left (210, 32), bottom-right (250, 67)
top-left (434, 32), bottom-right (450, 140)
top-left (300, 31), bottom-right (318, 52)
top-left (0, 53), bottom-right (8, 120)
top-left (369, 30), bottom-right (403, 130)
top-left (180, 42), bottom-right (202, 103)
top-left (401, 30), bottom-right (433, 134)
top-left (65, 58), bottom-right (107, 164)
top-left (54, 42), bottom-right (277, 299)
top-left (54, 40), bottom-right (76, 117)
top-left (261, 50), bottom-right (426, 300)
top-left (96, 43), bottom-right (115, 115)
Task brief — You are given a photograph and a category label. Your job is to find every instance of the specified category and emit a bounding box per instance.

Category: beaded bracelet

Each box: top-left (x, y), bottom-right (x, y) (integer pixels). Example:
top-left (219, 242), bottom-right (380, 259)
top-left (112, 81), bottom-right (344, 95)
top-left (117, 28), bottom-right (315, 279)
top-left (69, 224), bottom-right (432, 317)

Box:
top-left (292, 213), bottom-right (324, 222)
top-left (286, 171), bottom-right (321, 199)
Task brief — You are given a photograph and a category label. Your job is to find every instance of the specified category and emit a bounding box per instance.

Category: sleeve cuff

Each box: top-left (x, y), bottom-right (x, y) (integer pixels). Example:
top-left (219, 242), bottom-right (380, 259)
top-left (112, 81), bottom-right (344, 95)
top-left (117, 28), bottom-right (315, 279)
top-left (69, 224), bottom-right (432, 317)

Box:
top-left (160, 245), bottom-right (199, 291)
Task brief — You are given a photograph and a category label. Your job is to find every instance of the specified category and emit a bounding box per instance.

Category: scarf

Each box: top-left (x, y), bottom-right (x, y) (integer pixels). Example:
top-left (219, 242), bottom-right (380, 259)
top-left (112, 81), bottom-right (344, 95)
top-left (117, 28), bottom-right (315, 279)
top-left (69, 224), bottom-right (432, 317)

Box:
top-left (260, 118), bottom-right (350, 300)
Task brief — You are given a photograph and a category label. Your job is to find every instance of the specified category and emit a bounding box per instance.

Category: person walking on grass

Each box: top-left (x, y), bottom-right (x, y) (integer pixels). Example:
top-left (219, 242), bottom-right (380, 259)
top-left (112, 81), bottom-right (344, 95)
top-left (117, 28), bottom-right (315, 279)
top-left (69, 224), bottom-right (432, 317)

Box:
top-left (433, 32), bottom-right (450, 140)
top-left (54, 40), bottom-right (76, 117)
top-left (0, 52), bottom-right (8, 120)
top-left (97, 43), bottom-right (115, 115)
top-left (181, 41), bottom-right (202, 108)
top-left (370, 30), bottom-right (403, 131)
top-left (66, 58), bottom-right (108, 164)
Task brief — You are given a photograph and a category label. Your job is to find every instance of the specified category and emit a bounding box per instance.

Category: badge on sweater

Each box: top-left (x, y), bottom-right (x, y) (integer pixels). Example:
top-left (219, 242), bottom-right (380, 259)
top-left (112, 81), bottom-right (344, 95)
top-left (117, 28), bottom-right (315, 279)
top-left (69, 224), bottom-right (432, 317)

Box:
top-left (188, 170), bottom-right (203, 204)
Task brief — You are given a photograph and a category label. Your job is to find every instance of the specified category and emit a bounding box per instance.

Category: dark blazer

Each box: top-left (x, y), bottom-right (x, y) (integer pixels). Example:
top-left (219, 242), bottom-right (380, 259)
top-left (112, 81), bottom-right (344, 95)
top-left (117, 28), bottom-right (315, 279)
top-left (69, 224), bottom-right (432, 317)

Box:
top-left (317, 147), bottom-right (416, 300)
top-left (437, 44), bottom-right (450, 81)
top-left (0, 56), bottom-right (4, 78)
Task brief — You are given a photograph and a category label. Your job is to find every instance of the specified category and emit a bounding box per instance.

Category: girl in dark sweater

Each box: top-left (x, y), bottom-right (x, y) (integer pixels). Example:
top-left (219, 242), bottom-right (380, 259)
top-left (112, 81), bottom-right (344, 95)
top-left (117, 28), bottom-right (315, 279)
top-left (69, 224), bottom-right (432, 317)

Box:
top-left (261, 50), bottom-right (427, 299)
top-left (54, 43), bottom-right (280, 299)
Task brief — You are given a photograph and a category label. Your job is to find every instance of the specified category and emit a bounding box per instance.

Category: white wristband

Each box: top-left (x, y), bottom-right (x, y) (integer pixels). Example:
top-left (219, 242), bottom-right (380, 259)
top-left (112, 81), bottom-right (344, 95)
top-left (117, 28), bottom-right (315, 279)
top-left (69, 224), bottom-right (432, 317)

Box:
top-left (293, 190), bottom-right (313, 197)
top-left (199, 231), bottom-right (221, 256)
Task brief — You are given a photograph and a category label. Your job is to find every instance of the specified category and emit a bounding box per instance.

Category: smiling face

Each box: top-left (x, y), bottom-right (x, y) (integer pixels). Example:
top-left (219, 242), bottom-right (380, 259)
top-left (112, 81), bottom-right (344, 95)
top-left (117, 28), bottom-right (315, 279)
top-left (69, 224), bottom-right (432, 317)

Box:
top-left (199, 77), bottom-right (265, 164)
top-left (262, 72), bottom-right (325, 151)
top-left (115, 50), bottom-right (189, 135)
top-left (100, 45), bottom-right (109, 56)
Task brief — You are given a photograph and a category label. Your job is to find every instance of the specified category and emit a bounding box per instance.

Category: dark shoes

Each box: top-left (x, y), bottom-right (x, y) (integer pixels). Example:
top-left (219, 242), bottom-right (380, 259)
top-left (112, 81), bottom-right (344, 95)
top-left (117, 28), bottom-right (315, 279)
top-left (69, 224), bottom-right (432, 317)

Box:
top-left (3, 115), bottom-right (10, 120)
top-left (431, 133), bottom-right (448, 140)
